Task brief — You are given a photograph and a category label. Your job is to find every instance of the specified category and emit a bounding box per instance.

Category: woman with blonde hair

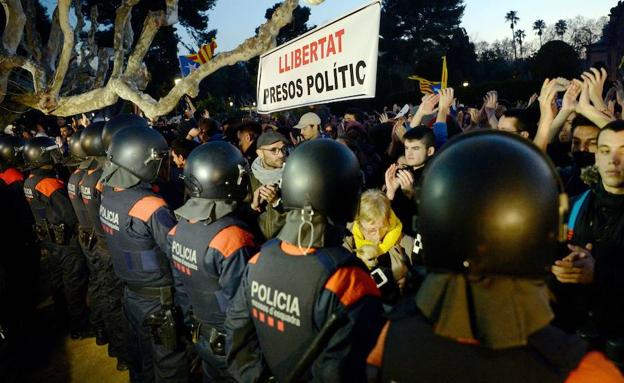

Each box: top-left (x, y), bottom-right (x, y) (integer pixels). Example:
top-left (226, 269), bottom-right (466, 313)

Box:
top-left (344, 189), bottom-right (416, 306)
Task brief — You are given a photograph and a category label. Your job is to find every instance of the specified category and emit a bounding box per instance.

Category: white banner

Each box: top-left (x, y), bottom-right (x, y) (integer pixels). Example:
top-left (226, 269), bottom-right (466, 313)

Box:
top-left (256, 1), bottom-right (381, 114)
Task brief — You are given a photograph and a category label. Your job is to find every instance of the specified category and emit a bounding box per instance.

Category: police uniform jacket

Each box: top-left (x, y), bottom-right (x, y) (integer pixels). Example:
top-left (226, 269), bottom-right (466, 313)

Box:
top-left (226, 239), bottom-right (383, 382)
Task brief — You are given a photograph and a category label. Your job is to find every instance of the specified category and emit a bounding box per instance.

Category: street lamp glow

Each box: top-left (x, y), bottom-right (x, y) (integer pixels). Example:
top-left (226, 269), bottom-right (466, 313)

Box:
top-left (252, 102), bottom-right (256, 107)
top-left (229, 101), bottom-right (234, 107)
top-left (462, 81), bottom-right (469, 87)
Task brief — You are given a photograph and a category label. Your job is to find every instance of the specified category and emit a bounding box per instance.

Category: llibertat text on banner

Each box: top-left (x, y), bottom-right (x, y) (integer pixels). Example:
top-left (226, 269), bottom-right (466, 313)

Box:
top-left (256, 1), bottom-right (381, 114)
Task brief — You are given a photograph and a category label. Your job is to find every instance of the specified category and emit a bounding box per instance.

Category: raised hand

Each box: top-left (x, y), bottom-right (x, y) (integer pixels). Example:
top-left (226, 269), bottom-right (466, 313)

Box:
top-left (439, 88), bottom-right (455, 112)
top-left (581, 67), bottom-right (608, 110)
top-left (384, 164), bottom-right (400, 200)
top-left (396, 169), bottom-right (415, 197)
top-left (411, 93), bottom-right (439, 127)
top-left (378, 112), bottom-right (390, 124)
top-left (561, 80), bottom-right (582, 112)
top-left (483, 90), bottom-right (498, 112)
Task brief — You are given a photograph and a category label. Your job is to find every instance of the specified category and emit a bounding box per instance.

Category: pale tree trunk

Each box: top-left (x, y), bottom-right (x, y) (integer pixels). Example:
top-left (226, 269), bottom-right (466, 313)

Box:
top-left (0, 0), bottom-right (319, 121)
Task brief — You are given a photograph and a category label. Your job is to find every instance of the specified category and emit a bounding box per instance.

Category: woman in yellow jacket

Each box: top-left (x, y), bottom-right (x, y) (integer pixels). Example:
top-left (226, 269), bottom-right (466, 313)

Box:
top-left (344, 189), bottom-right (416, 306)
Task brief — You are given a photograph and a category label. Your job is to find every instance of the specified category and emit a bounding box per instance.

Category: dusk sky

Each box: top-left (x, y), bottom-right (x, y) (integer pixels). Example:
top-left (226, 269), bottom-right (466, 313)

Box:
top-left (204, 0), bottom-right (617, 52)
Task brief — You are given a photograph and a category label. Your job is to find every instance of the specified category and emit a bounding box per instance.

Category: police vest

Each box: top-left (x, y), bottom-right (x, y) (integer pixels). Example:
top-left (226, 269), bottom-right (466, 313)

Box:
top-left (381, 313), bottom-right (587, 383)
top-left (80, 166), bottom-right (105, 238)
top-left (100, 186), bottom-right (173, 287)
top-left (23, 172), bottom-right (66, 226)
top-left (68, 168), bottom-right (92, 229)
top-left (246, 240), bottom-right (355, 382)
top-left (169, 215), bottom-right (244, 329)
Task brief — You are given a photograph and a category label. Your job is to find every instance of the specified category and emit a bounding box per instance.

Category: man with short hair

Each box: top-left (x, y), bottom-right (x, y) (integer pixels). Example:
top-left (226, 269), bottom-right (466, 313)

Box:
top-left (293, 112), bottom-right (322, 142)
top-left (170, 138), bottom-right (199, 169)
top-left (559, 116), bottom-right (601, 196)
top-left (251, 130), bottom-right (289, 239)
top-left (237, 121), bottom-right (262, 163)
top-left (497, 108), bottom-right (537, 139)
top-left (384, 127), bottom-right (435, 236)
top-left (551, 120), bottom-right (624, 368)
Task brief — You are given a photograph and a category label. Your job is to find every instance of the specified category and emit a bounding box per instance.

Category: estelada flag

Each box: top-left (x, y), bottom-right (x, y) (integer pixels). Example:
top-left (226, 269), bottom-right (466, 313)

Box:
top-left (187, 38), bottom-right (218, 65)
top-left (408, 75), bottom-right (441, 94)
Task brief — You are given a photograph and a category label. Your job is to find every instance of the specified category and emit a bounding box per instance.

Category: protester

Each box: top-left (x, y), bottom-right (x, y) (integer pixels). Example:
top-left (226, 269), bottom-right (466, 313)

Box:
top-left (343, 189), bottom-right (415, 306)
top-left (551, 120), bottom-right (624, 370)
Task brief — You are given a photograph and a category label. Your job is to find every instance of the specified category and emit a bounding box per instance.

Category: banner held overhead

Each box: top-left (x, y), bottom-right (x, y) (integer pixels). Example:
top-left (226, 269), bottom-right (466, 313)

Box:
top-left (256, 1), bottom-right (381, 114)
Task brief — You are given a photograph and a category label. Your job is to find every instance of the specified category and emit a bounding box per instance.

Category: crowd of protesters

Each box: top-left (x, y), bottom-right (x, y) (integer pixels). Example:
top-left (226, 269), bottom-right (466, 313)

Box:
top-left (0, 66), bottom-right (623, 382)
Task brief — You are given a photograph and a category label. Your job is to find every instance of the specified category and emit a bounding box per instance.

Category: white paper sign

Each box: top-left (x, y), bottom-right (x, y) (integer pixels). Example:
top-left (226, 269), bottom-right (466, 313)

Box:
top-left (256, 1), bottom-right (381, 114)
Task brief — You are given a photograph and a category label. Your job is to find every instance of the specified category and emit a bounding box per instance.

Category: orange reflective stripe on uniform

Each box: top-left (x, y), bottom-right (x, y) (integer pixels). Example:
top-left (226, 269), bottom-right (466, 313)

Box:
top-left (95, 181), bottom-right (103, 192)
top-left (565, 351), bottom-right (624, 383)
top-left (248, 252), bottom-right (260, 265)
top-left (324, 266), bottom-right (381, 307)
top-left (168, 225), bottom-right (177, 236)
top-left (35, 178), bottom-right (65, 198)
top-left (367, 321), bottom-right (390, 368)
top-left (210, 226), bottom-right (255, 258)
top-left (128, 195), bottom-right (167, 222)
top-left (280, 241), bottom-right (317, 256)
top-left (0, 168), bottom-right (24, 185)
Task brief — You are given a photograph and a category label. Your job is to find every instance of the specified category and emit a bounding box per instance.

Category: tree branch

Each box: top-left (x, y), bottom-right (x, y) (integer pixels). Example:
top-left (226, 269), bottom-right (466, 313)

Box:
top-left (116, 0), bottom-right (300, 120)
top-left (1, 0), bottom-right (26, 54)
top-left (21, 0), bottom-right (44, 63)
top-left (94, 47), bottom-right (113, 88)
top-left (43, 6), bottom-right (62, 73)
top-left (124, 0), bottom-right (178, 78)
top-left (111, 0), bottom-right (139, 78)
top-left (4, 0), bottom-right (307, 118)
top-left (83, 5), bottom-right (99, 65)
top-left (0, 0), bottom-right (27, 103)
top-left (48, 0), bottom-right (74, 97)
top-left (73, 0), bottom-right (86, 63)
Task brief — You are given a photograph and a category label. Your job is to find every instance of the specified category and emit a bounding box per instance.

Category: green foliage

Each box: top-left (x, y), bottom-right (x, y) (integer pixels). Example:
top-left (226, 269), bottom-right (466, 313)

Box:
top-left (532, 40), bottom-right (580, 80)
top-left (380, 0), bottom-right (465, 65)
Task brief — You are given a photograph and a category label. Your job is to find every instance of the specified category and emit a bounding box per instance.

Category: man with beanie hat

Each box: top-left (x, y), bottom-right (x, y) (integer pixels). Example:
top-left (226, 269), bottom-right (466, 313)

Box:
top-left (250, 130), bottom-right (289, 239)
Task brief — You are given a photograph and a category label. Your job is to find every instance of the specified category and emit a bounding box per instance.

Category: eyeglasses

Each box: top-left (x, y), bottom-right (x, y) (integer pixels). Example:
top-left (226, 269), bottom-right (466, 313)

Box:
top-left (261, 146), bottom-right (287, 155)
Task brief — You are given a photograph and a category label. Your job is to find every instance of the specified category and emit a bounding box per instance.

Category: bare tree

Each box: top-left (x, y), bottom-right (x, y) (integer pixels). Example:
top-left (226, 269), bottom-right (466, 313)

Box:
top-left (0, 0), bottom-right (316, 121)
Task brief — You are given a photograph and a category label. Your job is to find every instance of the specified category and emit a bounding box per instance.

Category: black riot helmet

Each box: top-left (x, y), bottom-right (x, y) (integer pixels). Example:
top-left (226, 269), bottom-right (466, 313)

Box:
top-left (184, 141), bottom-right (249, 201)
top-left (0, 135), bottom-right (25, 170)
top-left (281, 139), bottom-right (362, 225)
top-left (102, 114), bottom-right (149, 149)
top-left (68, 130), bottom-right (87, 160)
top-left (419, 130), bottom-right (568, 278)
top-left (81, 121), bottom-right (106, 156)
top-left (23, 136), bottom-right (63, 168)
top-left (107, 125), bottom-right (168, 183)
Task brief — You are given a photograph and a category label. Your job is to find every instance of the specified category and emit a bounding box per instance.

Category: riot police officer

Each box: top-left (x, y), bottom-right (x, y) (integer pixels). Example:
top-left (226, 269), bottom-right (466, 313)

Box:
top-left (226, 140), bottom-right (383, 382)
top-left (367, 131), bottom-right (624, 382)
top-left (22, 136), bottom-right (90, 338)
top-left (167, 141), bottom-right (257, 382)
top-left (65, 130), bottom-right (109, 344)
top-left (99, 118), bottom-right (188, 382)
top-left (79, 121), bottom-right (129, 370)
